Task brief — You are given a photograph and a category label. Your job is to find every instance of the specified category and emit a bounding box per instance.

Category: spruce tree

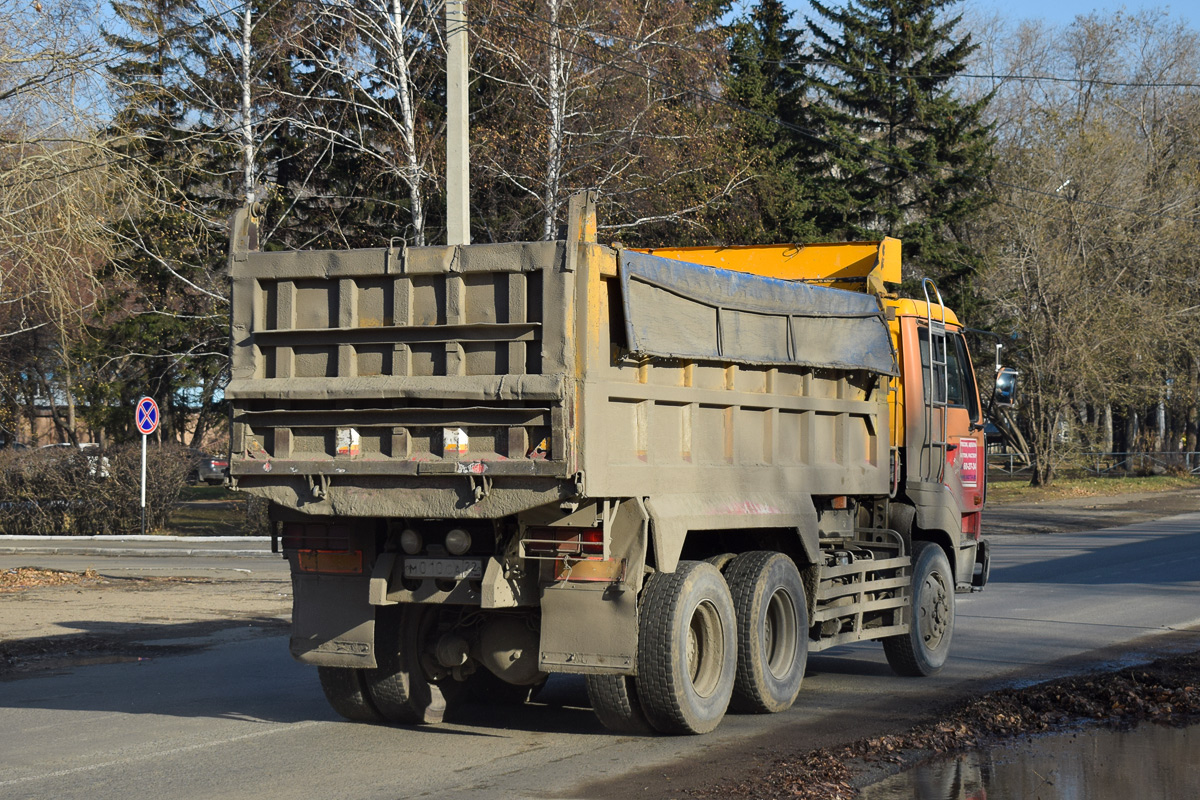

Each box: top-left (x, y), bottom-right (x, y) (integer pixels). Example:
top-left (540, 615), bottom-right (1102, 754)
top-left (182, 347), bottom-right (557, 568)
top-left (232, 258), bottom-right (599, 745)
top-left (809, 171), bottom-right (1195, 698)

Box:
top-left (719, 0), bottom-right (819, 244)
top-left (98, 0), bottom-right (228, 443)
top-left (805, 0), bottom-right (994, 298)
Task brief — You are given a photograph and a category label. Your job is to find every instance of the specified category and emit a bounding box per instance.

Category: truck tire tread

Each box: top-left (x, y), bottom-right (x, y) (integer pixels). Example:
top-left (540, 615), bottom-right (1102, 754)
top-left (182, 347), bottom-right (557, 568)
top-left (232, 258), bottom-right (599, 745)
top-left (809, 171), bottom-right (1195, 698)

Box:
top-left (317, 666), bottom-right (384, 723)
top-left (724, 551), bottom-right (808, 713)
top-left (587, 674), bottom-right (656, 734)
top-left (883, 541), bottom-right (955, 677)
top-left (365, 606), bottom-right (446, 724)
top-left (636, 561), bottom-right (737, 735)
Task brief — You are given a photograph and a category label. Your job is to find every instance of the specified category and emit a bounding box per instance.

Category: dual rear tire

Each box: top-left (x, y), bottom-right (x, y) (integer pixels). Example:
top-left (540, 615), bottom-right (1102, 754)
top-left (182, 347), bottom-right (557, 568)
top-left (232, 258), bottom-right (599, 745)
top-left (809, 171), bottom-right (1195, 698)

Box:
top-left (588, 553), bottom-right (809, 735)
top-left (323, 544), bottom-right (952, 732)
top-left (319, 605), bottom-right (445, 725)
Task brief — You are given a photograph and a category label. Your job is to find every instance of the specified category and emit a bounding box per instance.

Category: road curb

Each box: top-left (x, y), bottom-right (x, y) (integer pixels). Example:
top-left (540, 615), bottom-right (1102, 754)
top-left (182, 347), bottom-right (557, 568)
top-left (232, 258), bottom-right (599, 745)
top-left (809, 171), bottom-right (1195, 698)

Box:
top-left (0, 547), bottom-right (275, 558)
top-left (0, 535), bottom-right (269, 543)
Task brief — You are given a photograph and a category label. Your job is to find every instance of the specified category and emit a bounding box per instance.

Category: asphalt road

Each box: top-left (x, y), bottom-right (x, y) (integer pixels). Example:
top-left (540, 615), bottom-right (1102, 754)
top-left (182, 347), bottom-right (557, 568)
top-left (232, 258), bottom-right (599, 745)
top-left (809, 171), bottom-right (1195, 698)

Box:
top-left (2, 514), bottom-right (1199, 800)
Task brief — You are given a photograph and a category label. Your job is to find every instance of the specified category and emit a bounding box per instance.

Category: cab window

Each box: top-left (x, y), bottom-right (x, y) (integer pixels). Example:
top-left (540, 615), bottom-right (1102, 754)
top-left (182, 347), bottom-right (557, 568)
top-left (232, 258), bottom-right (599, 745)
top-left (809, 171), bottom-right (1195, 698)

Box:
top-left (919, 329), bottom-right (980, 419)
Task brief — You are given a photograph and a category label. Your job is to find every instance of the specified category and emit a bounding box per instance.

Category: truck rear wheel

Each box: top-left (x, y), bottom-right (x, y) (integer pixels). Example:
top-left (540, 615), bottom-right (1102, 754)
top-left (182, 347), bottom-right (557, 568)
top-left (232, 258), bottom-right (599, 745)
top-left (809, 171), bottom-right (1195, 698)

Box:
top-left (586, 674), bottom-right (656, 734)
top-left (724, 551), bottom-right (807, 713)
top-left (883, 541), bottom-right (955, 677)
top-left (636, 560), bottom-right (737, 735)
top-left (364, 605), bottom-right (446, 724)
top-left (317, 666), bottom-right (384, 723)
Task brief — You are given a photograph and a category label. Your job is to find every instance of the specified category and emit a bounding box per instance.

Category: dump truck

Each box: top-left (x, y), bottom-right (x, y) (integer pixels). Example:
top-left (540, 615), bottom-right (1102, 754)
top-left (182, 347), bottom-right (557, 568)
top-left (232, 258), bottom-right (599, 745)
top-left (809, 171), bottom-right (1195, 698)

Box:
top-left (226, 192), bottom-right (991, 735)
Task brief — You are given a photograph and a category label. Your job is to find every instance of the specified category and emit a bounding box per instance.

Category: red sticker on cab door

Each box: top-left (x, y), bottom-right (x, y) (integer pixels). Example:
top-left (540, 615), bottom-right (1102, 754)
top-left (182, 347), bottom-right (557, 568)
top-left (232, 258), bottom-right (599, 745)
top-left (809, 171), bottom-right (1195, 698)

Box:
top-left (960, 437), bottom-right (979, 488)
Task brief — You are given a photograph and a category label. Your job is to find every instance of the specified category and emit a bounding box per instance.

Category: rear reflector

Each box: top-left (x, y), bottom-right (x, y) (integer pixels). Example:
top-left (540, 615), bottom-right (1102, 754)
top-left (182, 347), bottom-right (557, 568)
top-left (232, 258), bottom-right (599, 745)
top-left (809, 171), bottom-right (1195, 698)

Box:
top-left (297, 549), bottom-right (364, 575)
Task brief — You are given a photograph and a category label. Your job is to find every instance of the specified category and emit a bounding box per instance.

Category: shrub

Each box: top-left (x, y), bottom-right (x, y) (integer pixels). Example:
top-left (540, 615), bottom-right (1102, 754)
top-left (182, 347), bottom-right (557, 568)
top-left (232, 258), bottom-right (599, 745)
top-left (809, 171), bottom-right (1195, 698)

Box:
top-left (0, 442), bottom-right (193, 535)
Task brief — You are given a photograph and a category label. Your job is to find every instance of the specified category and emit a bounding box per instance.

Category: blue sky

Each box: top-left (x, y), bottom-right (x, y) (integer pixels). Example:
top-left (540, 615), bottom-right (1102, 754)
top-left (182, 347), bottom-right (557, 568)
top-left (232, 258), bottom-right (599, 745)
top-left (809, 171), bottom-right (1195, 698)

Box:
top-left (963, 0), bottom-right (1189, 26)
top-left (779, 0), bottom-right (1192, 27)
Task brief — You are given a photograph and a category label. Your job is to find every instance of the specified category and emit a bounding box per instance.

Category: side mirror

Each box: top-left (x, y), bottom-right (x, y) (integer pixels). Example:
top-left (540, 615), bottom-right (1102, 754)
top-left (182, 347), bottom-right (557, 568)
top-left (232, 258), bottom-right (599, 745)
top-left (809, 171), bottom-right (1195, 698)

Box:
top-left (994, 367), bottom-right (1018, 407)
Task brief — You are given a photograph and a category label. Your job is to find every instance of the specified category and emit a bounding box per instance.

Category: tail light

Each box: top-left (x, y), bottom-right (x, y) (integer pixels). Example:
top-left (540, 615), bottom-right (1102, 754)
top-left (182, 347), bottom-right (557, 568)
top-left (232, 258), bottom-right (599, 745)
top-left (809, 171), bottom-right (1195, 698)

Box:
top-left (521, 527), bottom-right (605, 560)
top-left (281, 522), bottom-right (363, 574)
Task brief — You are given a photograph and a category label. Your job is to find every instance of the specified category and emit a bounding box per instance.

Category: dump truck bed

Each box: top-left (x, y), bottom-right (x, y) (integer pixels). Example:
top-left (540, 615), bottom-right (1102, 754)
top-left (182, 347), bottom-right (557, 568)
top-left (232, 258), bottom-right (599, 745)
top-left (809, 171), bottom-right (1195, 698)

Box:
top-left (227, 225), bottom-right (897, 524)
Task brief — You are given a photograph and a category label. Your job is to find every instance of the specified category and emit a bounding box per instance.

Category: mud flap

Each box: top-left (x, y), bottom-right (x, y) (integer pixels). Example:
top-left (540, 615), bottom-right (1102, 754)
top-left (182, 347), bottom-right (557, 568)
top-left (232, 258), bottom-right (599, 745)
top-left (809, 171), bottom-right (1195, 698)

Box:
top-left (290, 574), bottom-right (377, 668)
top-left (538, 582), bottom-right (637, 675)
top-left (971, 539), bottom-right (990, 590)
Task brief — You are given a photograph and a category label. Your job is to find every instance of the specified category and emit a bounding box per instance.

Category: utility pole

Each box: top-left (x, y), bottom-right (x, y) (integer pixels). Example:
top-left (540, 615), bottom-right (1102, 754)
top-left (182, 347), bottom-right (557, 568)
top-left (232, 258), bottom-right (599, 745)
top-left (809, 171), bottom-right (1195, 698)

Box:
top-left (446, 0), bottom-right (470, 245)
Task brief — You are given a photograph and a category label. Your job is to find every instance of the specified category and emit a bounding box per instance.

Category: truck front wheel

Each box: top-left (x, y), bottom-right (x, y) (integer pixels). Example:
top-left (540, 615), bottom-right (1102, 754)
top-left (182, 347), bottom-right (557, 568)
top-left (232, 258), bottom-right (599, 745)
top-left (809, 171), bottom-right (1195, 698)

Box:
top-left (724, 551), bottom-right (808, 713)
top-left (636, 561), bottom-right (737, 735)
top-left (883, 541), bottom-right (955, 677)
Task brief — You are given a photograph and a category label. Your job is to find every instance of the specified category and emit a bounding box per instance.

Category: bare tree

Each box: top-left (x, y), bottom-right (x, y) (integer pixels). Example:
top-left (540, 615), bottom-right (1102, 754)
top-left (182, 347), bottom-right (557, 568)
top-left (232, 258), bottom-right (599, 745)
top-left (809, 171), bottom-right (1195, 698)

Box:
top-left (471, 0), bottom-right (738, 242)
top-left (258, 0), bottom-right (447, 246)
top-left (975, 10), bottom-right (1200, 484)
top-left (0, 0), bottom-right (118, 443)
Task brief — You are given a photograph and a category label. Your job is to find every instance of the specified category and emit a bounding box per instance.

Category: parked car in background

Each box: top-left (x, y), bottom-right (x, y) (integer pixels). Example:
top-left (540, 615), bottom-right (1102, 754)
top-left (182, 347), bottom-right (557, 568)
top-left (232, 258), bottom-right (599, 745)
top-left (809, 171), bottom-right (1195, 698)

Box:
top-left (187, 450), bottom-right (229, 485)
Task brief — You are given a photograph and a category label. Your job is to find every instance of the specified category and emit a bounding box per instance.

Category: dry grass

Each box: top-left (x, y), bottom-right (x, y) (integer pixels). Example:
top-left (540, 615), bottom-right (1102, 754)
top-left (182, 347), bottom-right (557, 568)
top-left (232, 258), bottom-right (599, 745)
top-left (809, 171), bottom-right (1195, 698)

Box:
top-left (987, 475), bottom-right (1200, 505)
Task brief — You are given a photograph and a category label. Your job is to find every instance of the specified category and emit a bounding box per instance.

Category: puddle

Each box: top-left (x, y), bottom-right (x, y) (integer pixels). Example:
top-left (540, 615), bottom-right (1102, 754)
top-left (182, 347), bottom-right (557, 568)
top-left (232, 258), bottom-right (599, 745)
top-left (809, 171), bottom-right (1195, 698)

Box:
top-left (859, 722), bottom-right (1200, 800)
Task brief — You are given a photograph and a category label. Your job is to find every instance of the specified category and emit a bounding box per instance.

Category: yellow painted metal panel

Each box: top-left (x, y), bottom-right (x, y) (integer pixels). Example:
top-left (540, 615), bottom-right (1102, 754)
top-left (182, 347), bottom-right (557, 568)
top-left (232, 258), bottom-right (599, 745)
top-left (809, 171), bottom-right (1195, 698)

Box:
top-left (633, 238), bottom-right (901, 290)
top-left (886, 298), bottom-right (962, 328)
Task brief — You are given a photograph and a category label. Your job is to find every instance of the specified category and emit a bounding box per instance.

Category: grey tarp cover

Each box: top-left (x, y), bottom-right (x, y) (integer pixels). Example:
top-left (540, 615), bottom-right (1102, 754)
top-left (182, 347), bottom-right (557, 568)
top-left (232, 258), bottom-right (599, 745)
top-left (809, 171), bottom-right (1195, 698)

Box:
top-left (619, 249), bottom-right (898, 376)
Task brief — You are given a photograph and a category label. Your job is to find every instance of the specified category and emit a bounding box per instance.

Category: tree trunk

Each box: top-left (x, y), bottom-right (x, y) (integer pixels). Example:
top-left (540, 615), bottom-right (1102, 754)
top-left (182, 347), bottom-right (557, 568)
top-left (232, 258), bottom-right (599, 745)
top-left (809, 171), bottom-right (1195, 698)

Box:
top-left (1102, 403), bottom-right (1113, 453)
top-left (1156, 392), bottom-right (1166, 452)
top-left (1188, 357), bottom-right (1199, 468)
top-left (542, 0), bottom-right (564, 241)
top-left (392, 0), bottom-right (425, 245)
top-left (241, 6), bottom-right (254, 199)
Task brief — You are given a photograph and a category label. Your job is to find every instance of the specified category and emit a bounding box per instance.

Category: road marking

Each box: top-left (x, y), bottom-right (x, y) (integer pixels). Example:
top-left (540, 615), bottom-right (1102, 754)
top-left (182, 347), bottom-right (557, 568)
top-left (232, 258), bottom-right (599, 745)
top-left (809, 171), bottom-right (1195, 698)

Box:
top-left (0, 720), bottom-right (324, 789)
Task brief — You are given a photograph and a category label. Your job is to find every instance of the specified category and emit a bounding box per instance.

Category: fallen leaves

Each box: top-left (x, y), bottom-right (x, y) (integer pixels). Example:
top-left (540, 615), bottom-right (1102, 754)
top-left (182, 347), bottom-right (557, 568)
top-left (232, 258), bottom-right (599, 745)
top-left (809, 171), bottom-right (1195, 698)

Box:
top-left (0, 567), bottom-right (106, 593)
top-left (0, 567), bottom-right (211, 594)
top-left (686, 650), bottom-right (1200, 800)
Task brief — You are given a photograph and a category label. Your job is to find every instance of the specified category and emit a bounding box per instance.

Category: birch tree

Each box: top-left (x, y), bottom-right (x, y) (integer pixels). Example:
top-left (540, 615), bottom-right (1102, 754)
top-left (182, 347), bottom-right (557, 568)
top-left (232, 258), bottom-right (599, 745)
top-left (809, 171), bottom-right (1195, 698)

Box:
top-left (471, 0), bottom-right (738, 243)
top-left (274, 0), bottom-right (445, 246)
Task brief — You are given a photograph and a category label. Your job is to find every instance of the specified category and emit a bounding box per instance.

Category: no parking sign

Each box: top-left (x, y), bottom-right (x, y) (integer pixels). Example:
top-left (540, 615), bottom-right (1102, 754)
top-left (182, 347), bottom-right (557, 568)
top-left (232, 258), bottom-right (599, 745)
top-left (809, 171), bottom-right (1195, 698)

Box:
top-left (136, 397), bottom-right (159, 435)
top-left (136, 396), bottom-right (158, 534)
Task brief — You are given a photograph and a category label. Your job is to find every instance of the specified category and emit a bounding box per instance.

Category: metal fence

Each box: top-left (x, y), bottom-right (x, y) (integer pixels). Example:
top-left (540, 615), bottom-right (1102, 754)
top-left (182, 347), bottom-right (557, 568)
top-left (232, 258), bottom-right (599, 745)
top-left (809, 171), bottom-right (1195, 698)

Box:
top-left (986, 452), bottom-right (1200, 477)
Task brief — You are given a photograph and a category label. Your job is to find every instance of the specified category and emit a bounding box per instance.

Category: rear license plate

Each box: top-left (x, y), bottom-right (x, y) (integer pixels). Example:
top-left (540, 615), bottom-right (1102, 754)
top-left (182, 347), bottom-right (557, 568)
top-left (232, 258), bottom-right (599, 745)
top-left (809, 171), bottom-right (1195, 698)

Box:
top-left (402, 558), bottom-right (483, 580)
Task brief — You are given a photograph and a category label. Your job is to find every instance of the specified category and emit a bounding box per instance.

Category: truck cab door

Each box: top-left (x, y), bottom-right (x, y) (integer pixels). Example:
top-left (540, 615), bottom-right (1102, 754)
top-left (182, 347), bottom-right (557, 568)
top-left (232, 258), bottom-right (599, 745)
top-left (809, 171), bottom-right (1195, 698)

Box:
top-left (908, 324), bottom-right (986, 581)
top-left (943, 332), bottom-right (985, 533)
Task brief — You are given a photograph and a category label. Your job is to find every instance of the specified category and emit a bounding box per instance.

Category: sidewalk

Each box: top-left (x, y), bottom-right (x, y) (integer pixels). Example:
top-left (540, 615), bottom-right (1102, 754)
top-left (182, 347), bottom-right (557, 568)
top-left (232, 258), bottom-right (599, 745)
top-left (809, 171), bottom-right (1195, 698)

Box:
top-left (0, 535), bottom-right (274, 558)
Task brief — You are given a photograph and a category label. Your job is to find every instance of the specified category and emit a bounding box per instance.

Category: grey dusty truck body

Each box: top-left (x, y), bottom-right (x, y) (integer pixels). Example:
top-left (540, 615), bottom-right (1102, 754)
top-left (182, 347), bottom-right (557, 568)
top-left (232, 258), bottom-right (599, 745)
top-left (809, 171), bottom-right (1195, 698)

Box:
top-left (226, 193), bottom-right (988, 734)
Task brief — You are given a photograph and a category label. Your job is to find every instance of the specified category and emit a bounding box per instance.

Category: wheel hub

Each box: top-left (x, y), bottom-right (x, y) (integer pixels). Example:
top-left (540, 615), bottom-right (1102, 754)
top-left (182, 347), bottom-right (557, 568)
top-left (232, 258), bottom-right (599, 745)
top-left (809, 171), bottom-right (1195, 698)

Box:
top-left (918, 571), bottom-right (949, 647)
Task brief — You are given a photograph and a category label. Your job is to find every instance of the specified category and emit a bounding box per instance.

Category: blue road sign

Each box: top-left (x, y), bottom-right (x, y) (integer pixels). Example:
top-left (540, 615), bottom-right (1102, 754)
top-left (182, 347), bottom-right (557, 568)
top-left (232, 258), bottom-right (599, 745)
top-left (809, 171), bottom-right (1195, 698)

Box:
top-left (136, 397), bottom-right (159, 435)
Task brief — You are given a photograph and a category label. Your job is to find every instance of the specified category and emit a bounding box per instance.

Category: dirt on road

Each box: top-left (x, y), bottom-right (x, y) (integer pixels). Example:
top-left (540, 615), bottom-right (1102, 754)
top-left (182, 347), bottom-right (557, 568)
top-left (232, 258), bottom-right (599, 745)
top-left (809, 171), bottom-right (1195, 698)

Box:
top-left (0, 564), bottom-right (290, 673)
top-left (683, 647), bottom-right (1200, 800)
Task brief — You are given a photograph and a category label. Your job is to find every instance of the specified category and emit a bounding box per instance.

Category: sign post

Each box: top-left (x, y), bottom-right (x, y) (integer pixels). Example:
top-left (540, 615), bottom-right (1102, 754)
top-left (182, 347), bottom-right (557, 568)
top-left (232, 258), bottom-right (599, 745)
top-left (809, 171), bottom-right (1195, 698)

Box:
top-left (135, 397), bottom-right (160, 535)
